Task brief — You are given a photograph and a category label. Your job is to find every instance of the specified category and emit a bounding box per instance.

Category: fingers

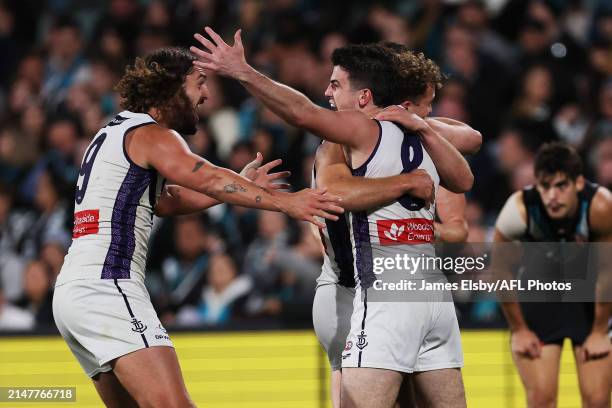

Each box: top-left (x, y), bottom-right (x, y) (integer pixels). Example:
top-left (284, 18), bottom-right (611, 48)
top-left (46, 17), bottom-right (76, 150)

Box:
top-left (314, 209), bottom-right (340, 222)
top-left (306, 216), bottom-right (326, 229)
top-left (269, 182), bottom-right (291, 190)
top-left (193, 60), bottom-right (217, 71)
top-left (205, 26), bottom-right (229, 48)
top-left (260, 158), bottom-right (283, 172)
top-left (267, 171), bottom-right (291, 180)
top-left (319, 202), bottom-right (345, 214)
top-left (245, 152), bottom-right (263, 169)
top-left (234, 29), bottom-right (243, 48)
top-left (192, 33), bottom-right (217, 54)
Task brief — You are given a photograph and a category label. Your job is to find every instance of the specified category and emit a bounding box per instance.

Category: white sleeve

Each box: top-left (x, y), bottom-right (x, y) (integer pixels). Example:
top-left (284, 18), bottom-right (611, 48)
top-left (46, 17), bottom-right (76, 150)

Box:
top-left (495, 193), bottom-right (527, 241)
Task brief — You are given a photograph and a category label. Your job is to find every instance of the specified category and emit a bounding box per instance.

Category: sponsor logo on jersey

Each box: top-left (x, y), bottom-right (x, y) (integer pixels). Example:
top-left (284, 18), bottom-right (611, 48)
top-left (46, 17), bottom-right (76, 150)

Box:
top-left (72, 209), bottom-right (100, 238)
top-left (344, 341), bottom-right (353, 351)
top-left (377, 218), bottom-right (434, 245)
top-left (130, 318), bottom-right (147, 333)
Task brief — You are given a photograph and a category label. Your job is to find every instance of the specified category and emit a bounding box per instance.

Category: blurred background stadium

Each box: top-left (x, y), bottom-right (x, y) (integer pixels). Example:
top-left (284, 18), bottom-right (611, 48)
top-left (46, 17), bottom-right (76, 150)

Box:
top-left (0, 0), bottom-right (610, 406)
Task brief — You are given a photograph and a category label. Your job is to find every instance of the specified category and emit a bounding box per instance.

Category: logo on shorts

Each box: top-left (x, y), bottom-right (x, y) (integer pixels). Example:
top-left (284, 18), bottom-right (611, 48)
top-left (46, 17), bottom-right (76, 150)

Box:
top-left (344, 341), bottom-right (353, 351)
top-left (356, 331), bottom-right (368, 350)
top-left (130, 318), bottom-right (147, 333)
top-left (158, 324), bottom-right (167, 334)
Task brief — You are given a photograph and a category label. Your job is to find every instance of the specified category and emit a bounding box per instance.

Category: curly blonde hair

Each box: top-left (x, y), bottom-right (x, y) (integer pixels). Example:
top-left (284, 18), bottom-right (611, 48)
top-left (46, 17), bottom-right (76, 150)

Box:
top-left (114, 47), bottom-right (195, 113)
top-left (382, 42), bottom-right (443, 102)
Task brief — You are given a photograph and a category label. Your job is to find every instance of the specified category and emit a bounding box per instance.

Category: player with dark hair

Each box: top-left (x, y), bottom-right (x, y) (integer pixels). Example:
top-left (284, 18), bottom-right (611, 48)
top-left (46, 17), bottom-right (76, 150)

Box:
top-left (52, 47), bottom-right (343, 408)
top-left (495, 142), bottom-right (612, 408)
top-left (192, 29), bottom-right (474, 408)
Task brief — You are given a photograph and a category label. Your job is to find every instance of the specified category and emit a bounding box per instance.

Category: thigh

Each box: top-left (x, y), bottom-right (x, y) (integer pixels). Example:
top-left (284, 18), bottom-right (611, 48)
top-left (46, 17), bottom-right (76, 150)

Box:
top-left (512, 344), bottom-right (562, 406)
top-left (342, 367), bottom-right (403, 408)
top-left (313, 284), bottom-right (354, 371)
top-left (411, 368), bottom-right (466, 408)
top-left (111, 346), bottom-right (193, 408)
top-left (573, 345), bottom-right (611, 407)
top-left (92, 371), bottom-right (138, 408)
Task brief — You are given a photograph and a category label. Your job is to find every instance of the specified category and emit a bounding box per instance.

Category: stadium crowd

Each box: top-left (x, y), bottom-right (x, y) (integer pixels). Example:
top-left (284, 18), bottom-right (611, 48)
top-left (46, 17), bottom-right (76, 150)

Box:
top-left (0, 0), bottom-right (610, 331)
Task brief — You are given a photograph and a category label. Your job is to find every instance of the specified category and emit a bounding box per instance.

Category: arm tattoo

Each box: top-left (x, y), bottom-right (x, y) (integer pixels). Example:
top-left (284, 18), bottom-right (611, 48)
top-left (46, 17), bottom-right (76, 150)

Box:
top-left (192, 161), bottom-right (205, 172)
top-left (223, 182), bottom-right (247, 193)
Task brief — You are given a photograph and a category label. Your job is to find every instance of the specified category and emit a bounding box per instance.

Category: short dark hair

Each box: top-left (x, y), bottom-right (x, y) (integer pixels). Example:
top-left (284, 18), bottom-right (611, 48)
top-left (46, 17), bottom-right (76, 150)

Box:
top-left (331, 44), bottom-right (405, 107)
top-left (381, 42), bottom-right (443, 102)
top-left (114, 47), bottom-right (195, 113)
top-left (535, 142), bottom-right (583, 180)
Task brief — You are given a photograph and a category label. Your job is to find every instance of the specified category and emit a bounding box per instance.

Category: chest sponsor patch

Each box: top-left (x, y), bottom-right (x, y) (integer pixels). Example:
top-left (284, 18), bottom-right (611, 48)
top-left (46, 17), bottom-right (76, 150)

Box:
top-left (73, 209), bottom-right (100, 238)
top-left (376, 218), bottom-right (434, 245)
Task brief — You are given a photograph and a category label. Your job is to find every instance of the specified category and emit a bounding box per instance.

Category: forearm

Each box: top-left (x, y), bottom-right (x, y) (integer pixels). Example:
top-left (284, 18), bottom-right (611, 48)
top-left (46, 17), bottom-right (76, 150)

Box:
top-left (426, 118), bottom-right (482, 154)
top-left (420, 126), bottom-right (474, 192)
top-left (320, 175), bottom-right (407, 211)
top-left (155, 185), bottom-right (220, 217)
top-left (200, 165), bottom-right (282, 212)
top-left (236, 65), bottom-right (316, 131)
top-left (592, 302), bottom-right (611, 333)
top-left (500, 302), bottom-right (529, 332)
top-left (434, 220), bottom-right (468, 243)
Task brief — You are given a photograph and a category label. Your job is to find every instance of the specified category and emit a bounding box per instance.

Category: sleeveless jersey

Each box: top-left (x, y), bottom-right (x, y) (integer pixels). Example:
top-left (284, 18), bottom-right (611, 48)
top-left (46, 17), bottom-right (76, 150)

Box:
top-left (350, 120), bottom-right (440, 288)
top-left (312, 152), bottom-right (356, 288)
top-left (56, 111), bottom-right (165, 286)
top-left (522, 181), bottom-right (598, 242)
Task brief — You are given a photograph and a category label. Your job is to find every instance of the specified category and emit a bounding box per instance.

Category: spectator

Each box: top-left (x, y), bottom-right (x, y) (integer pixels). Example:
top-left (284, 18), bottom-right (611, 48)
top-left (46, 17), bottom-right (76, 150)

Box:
top-left (0, 280), bottom-right (34, 331)
top-left (15, 260), bottom-right (54, 328)
top-left (176, 253), bottom-right (251, 326)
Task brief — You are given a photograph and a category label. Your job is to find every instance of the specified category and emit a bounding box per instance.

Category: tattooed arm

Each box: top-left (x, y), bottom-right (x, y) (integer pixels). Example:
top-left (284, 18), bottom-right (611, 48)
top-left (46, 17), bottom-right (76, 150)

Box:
top-left (133, 124), bottom-right (342, 227)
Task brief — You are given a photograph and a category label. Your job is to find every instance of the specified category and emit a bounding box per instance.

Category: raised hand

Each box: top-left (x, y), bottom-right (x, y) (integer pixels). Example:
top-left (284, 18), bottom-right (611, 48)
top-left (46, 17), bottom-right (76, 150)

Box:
top-left (190, 27), bottom-right (248, 79)
top-left (240, 152), bottom-right (292, 191)
top-left (278, 188), bottom-right (344, 228)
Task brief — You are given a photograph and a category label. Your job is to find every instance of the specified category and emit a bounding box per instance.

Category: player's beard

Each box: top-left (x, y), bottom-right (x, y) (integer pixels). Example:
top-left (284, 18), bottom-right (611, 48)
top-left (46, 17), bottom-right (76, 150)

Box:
top-left (162, 89), bottom-right (198, 135)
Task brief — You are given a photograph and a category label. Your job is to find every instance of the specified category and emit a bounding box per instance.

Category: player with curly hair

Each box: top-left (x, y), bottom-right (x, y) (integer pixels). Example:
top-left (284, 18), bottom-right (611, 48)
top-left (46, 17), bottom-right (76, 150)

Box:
top-left (192, 28), bottom-right (477, 408)
top-left (52, 47), bottom-right (343, 408)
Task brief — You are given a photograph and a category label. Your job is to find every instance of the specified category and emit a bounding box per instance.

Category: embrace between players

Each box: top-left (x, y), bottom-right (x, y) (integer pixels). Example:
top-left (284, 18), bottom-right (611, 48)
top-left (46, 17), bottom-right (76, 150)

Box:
top-left (52, 25), bottom-right (611, 408)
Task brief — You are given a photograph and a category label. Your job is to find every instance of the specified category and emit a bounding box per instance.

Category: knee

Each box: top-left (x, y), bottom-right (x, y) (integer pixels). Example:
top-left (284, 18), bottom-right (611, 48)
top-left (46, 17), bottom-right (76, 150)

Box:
top-left (582, 391), bottom-right (610, 408)
top-left (526, 387), bottom-right (556, 408)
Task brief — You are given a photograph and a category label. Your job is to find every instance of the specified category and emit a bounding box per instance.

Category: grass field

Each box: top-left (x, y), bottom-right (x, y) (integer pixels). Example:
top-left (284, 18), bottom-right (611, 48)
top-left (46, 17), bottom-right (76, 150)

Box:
top-left (0, 330), bottom-right (582, 407)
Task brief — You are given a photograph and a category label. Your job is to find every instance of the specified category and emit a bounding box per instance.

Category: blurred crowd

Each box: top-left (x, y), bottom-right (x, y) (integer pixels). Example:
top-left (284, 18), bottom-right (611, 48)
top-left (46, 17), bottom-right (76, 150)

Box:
top-left (0, 0), bottom-right (610, 331)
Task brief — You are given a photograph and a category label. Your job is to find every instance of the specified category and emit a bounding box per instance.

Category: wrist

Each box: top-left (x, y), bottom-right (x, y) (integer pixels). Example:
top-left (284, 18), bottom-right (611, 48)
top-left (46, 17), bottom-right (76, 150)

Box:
top-left (235, 63), bottom-right (255, 83)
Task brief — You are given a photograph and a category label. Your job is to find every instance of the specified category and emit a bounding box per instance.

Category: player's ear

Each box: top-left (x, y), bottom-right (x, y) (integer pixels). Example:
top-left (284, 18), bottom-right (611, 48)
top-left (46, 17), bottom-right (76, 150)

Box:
top-left (358, 89), bottom-right (373, 108)
top-left (575, 175), bottom-right (585, 191)
top-left (401, 99), bottom-right (416, 113)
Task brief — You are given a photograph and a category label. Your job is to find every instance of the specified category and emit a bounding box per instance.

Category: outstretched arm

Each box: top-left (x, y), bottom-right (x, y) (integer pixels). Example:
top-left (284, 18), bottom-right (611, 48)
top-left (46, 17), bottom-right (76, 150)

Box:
top-left (154, 154), bottom-right (291, 217)
top-left (315, 142), bottom-right (435, 211)
top-left (426, 117), bottom-right (482, 155)
top-left (190, 28), bottom-right (379, 155)
top-left (134, 125), bottom-right (342, 227)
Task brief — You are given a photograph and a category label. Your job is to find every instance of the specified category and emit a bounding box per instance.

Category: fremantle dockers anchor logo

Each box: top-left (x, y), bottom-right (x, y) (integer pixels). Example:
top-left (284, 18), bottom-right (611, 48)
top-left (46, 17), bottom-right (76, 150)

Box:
top-left (131, 318), bottom-right (147, 333)
top-left (356, 331), bottom-right (368, 350)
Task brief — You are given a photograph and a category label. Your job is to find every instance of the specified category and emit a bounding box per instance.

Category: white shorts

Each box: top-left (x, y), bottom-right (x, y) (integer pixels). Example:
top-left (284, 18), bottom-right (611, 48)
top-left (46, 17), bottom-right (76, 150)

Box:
top-left (53, 278), bottom-right (173, 378)
top-left (312, 283), bottom-right (355, 370)
top-left (342, 286), bottom-right (463, 373)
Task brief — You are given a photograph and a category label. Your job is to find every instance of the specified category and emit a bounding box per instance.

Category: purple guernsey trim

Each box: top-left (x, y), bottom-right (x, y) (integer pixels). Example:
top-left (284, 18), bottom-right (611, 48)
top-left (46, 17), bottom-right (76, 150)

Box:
top-left (101, 164), bottom-right (154, 279)
top-left (351, 165), bottom-right (375, 288)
